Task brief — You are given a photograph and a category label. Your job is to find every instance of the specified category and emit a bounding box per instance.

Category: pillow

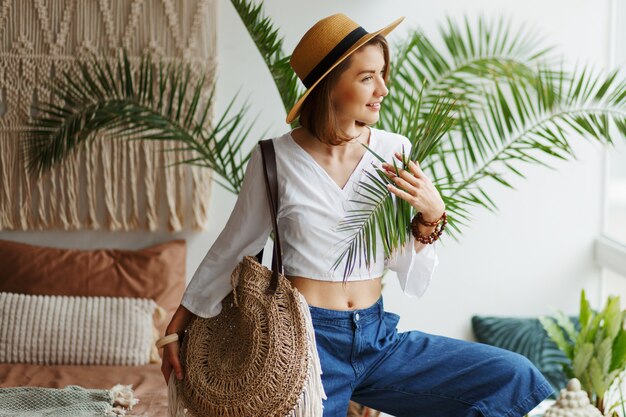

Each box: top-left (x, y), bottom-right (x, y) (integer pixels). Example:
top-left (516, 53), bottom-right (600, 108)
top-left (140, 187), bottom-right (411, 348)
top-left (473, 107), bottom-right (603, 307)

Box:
top-left (471, 315), bottom-right (579, 398)
top-left (0, 239), bottom-right (186, 336)
top-left (0, 292), bottom-right (159, 365)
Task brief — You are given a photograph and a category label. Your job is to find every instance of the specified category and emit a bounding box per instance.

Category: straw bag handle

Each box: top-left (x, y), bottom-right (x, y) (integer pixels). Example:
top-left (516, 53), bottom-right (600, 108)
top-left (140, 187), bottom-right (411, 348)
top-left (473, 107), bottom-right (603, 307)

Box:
top-left (253, 139), bottom-right (283, 296)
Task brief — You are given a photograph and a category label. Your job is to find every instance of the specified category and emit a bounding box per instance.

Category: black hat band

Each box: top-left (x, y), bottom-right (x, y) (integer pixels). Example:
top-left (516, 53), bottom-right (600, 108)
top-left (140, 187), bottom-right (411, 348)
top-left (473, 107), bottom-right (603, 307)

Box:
top-left (302, 26), bottom-right (368, 89)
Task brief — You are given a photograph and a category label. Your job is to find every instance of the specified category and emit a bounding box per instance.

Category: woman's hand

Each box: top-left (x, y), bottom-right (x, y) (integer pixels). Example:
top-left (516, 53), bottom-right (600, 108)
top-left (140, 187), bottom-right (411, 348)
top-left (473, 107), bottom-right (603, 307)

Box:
top-left (381, 151), bottom-right (445, 222)
top-left (160, 304), bottom-right (195, 385)
top-left (161, 337), bottom-right (183, 384)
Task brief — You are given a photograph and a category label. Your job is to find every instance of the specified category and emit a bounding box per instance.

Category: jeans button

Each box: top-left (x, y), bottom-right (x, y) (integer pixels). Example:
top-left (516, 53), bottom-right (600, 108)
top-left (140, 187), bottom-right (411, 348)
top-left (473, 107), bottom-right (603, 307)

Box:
top-left (355, 313), bottom-right (360, 321)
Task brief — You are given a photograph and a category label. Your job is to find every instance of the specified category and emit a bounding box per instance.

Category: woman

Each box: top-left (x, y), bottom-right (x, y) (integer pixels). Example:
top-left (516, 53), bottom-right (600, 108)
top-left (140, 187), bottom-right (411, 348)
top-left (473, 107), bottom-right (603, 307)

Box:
top-left (160, 13), bottom-right (554, 417)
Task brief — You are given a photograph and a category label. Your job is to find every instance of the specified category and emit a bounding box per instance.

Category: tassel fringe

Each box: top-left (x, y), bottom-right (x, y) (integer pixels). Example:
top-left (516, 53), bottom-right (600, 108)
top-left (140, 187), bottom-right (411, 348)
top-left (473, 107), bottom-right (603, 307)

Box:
top-left (286, 292), bottom-right (327, 417)
top-left (105, 384), bottom-right (139, 416)
top-left (168, 372), bottom-right (189, 417)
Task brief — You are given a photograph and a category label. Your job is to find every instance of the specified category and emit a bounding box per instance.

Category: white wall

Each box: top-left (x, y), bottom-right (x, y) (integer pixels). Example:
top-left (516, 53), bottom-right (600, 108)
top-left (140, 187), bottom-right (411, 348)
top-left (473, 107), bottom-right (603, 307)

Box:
top-left (0, 0), bottom-right (616, 341)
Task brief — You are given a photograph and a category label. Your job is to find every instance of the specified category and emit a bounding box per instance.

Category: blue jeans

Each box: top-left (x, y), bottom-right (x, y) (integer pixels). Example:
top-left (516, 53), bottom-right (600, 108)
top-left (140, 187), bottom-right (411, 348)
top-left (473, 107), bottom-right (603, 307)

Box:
top-left (308, 296), bottom-right (554, 417)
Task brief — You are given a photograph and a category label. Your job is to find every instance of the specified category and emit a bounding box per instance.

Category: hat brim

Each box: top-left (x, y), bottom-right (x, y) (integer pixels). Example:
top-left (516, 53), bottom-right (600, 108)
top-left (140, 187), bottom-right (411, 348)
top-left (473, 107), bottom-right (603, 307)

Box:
top-left (286, 16), bottom-right (405, 124)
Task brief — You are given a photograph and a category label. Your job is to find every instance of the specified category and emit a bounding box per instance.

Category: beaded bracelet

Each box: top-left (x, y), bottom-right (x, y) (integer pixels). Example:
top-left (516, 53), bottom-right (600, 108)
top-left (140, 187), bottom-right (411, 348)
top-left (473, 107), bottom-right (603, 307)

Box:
top-left (411, 211), bottom-right (447, 244)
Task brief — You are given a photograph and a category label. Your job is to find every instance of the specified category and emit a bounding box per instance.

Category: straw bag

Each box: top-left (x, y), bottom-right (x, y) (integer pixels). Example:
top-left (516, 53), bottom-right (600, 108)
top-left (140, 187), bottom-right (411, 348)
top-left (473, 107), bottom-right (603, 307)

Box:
top-left (168, 139), bottom-right (326, 417)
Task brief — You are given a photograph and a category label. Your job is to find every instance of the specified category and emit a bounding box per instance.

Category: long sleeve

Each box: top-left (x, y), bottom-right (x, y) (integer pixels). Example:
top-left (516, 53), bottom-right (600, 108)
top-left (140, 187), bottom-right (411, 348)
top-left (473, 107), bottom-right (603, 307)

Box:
top-left (385, 235), bottom-right (439, 298)
top-left (181, 144), bottom-right (272, 318)
top-left (384, 134), bottom-right (440, 298)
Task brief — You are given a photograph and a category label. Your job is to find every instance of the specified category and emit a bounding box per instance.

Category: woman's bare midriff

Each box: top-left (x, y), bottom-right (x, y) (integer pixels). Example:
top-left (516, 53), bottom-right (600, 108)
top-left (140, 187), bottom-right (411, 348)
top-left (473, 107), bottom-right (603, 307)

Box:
top-left (285, 275), bottom-right (382, 310)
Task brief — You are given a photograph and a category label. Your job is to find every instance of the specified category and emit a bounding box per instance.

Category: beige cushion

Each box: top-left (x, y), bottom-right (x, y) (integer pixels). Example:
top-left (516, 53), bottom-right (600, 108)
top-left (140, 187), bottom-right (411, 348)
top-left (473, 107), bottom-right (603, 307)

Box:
top-left (0, 292), bottom-right (158, 366)
top-left (0, 239), bottom-right (187, 336)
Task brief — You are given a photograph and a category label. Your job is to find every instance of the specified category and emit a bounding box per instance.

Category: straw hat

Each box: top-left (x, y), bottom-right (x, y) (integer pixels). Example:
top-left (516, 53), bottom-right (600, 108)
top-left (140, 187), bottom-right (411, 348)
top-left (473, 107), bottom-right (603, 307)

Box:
top-left (286, 13), bottom-right (405, 124)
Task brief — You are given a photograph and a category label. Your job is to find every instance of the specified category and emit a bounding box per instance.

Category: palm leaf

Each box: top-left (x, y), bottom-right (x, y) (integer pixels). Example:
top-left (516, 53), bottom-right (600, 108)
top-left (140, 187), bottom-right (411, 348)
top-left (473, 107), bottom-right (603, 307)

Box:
top-left (231, 0), bottom-right (301, 123)
top-left (382, 14), bottom-right (557, 133)
top-left (24, 50), bottom-right (266, 195)
top-left (374, 15), bottom-right (624, 249)
top-left (422, 67), bottom-right (626, 242)
top-left (332, 90), bottom-right (457, 279)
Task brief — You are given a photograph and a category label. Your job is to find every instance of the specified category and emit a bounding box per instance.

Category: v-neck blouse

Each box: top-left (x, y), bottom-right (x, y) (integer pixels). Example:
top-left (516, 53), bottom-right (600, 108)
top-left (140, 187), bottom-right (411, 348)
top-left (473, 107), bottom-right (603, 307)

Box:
top-left (181, 127), bottom-right (440, 318)
top-left (289, 127), bottom-right (374, 192)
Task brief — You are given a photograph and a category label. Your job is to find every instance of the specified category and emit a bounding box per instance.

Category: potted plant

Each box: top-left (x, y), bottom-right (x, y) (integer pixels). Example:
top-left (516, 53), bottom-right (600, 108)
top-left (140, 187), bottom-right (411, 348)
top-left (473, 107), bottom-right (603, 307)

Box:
top-left (539, 289), bottom-right (626, 416)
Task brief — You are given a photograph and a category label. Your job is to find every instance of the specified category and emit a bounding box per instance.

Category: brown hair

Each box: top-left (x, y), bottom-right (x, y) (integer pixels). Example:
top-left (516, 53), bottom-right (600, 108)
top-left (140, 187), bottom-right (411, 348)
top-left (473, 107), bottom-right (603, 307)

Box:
top-left (297, 34), bottom-right (390, 146)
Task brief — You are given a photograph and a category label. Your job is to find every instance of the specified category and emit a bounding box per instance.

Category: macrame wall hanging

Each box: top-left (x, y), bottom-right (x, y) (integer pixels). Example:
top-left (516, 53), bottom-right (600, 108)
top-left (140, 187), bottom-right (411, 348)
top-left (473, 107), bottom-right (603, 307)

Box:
top-left (0, 0), bottom-right (216, 231)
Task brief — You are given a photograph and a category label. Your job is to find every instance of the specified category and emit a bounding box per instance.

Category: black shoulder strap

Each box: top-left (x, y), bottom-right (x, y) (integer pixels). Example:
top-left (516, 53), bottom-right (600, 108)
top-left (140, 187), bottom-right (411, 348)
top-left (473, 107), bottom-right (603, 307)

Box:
top-left (254, 139), bottom-right (283, 295)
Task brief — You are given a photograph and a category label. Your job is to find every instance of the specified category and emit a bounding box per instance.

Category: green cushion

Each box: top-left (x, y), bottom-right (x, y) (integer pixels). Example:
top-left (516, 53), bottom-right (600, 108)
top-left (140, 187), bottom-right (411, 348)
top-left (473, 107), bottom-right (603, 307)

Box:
top-left (471, 315), bottom-right (579, 398)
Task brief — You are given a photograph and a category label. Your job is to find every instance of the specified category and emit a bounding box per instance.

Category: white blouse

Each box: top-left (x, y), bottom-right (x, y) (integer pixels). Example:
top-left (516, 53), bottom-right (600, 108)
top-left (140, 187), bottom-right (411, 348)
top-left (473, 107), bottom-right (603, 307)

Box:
top-left (181, 126), bottom-right (440, 318)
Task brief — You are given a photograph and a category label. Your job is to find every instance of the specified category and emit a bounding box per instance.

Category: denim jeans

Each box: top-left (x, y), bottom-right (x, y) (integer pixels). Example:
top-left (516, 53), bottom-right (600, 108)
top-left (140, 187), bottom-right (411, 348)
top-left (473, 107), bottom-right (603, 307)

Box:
top-left (308, 296), bottom-right (554, 417)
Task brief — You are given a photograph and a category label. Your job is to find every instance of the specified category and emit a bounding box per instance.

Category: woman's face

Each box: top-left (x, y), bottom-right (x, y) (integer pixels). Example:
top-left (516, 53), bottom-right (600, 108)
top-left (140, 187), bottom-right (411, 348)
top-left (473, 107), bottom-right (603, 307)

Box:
top-left (331, 44), bottom-right (389, 127)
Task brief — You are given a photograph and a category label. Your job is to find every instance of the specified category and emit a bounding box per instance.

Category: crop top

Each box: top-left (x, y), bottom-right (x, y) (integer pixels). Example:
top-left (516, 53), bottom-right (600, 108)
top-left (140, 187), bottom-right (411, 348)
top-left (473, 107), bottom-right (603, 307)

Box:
top-left (181, 126), bottom-right (440, 318)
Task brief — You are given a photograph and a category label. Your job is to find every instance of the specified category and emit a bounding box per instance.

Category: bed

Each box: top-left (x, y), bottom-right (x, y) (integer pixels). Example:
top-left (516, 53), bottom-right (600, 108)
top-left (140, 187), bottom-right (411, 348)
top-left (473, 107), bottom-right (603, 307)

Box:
top-left (0, 238), bottom-right (186, 417)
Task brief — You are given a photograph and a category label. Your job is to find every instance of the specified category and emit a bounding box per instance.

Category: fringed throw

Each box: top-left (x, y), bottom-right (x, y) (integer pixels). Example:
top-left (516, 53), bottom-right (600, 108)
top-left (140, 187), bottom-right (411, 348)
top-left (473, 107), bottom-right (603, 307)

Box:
top-left (0, 384), bottom-right (138, 417)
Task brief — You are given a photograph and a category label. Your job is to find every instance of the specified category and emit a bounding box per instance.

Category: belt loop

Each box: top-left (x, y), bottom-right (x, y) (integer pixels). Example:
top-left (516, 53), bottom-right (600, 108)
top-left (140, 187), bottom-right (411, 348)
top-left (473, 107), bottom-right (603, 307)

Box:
top-left (378, 296), bottom-right (384, 320)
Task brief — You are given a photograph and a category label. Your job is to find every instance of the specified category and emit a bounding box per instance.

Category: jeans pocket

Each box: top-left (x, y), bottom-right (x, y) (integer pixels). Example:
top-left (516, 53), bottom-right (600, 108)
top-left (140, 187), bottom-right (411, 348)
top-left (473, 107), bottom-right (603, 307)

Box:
top-left (377, 311), bottom-right (400, 344)
top-left (385, 311), bottom-right (401, 331)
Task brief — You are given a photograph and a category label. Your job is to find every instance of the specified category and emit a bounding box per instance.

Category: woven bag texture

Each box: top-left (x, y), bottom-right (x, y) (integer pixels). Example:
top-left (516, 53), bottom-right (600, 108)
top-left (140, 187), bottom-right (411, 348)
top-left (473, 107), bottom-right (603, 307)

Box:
top-left (170, 255), bottom-right (325, 417)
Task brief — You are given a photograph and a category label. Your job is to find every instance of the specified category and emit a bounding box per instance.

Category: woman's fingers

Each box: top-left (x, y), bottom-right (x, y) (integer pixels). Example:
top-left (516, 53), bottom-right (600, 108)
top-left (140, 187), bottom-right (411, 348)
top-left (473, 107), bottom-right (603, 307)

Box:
top-left (383, 163), bottom-right (420, 188)
top-left (163, 343), bottom-right (183, 382)
top-left (381, 158), bottom-right (425, 206)
top-left (393, 152), bottom-right (425, 178)
top-left (169, 345), bottom-right (183, 380)
top-left (383, 163), bottom-right (419, 186)
top-left (382, 154), bottom-right (443, 215)
top-left (386, 180), bottom-right (415, 202)
top-left (384, 170), bottom-right (418, 197)
top-left (161, 357), bottom-right (172, 384)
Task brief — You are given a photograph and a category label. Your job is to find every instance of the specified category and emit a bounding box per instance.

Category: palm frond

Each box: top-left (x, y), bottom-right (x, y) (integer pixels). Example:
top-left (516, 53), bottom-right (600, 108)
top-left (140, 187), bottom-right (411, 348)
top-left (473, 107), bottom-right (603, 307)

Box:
top-left (409, 65), bottom-right (625, 243)
top-left (435, 67), bottom-right (626, 220)
top-left (382, 14), bottom-right (558, 131)
top-left (24, 50), bottom-right (265, 194)
top-left (231, 0), bottom-right (302, 121)
top-left (333, 91), bottom-right (457, 279)
top-left (346, 16), bottom-right (626, 263)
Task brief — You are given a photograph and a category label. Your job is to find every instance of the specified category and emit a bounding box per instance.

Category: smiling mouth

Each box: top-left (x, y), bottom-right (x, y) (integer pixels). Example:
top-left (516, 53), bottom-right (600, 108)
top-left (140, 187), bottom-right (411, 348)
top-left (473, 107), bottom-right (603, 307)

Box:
top-left (366, 103), bottom-right (381, 110)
